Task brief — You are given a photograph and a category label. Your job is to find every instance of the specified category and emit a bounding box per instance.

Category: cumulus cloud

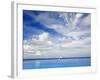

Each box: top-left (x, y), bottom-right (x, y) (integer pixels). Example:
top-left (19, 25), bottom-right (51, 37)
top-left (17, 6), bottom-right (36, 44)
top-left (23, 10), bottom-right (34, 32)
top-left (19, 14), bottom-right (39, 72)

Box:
top-left (38, 32), bottom-right (49, 41)
top-left (36, 12), bottom-right (91, 41)
top-left (23, 11), bottom-right (91, 59)
top-left (23, 35), bottom-right (91, 59)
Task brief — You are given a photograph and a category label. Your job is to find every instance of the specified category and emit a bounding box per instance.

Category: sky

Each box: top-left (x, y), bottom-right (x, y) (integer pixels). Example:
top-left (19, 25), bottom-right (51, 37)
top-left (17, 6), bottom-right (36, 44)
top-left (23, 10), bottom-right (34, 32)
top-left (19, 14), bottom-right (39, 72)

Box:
top-left (23, 10), bottom-right (91, 59)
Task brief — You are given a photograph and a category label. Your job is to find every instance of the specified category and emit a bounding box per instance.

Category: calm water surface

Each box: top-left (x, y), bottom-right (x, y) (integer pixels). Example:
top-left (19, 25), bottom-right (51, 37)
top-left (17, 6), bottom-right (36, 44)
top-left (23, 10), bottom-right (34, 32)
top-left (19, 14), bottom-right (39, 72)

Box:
top-left (23, 57), bottom-right (90, 69)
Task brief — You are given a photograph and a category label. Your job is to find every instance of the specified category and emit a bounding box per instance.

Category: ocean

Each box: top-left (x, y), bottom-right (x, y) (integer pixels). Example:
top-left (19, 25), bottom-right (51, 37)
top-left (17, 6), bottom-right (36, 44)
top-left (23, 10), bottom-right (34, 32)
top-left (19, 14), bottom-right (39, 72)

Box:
top-left (23, 57), bottom-right (90, 69)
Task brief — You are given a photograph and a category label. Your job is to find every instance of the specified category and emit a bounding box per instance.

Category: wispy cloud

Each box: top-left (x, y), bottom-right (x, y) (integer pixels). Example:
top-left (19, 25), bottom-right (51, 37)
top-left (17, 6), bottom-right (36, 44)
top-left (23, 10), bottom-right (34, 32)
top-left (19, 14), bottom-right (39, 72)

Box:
top-left (33, 11), bottom-right (90, 40)
top-left (23, 10), bottom-right (91, 59)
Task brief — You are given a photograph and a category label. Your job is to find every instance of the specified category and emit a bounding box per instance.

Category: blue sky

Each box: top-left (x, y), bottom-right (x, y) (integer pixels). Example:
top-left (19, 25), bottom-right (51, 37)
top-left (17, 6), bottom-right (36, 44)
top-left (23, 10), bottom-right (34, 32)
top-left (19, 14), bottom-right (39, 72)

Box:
top-left (23, 10), bottom-right (66, 40)
top-left (23, 10), bottom-right (91, 42)
top-left (23, 10), bottom-right (91, 58)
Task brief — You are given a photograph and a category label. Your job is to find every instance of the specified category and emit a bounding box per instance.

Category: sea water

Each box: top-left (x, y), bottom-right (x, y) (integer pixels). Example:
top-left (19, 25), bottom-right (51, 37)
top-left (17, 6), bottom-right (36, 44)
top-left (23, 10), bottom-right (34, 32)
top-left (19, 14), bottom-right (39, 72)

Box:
top-left (23, 57), bottom-right (90, 69)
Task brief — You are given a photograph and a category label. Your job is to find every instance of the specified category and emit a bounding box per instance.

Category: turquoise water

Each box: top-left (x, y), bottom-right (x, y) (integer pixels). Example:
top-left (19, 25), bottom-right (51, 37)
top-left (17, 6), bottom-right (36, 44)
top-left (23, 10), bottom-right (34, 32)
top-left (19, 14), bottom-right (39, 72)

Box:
top-left (23, 57), bottom-right (90, 69)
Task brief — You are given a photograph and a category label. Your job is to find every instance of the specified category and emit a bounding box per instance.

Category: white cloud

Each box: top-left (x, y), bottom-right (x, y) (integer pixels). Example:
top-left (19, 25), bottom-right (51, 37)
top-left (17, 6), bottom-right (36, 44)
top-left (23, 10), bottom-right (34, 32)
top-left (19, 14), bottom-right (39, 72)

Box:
top-left (29, 12), bottom-right (90, 40)
top-left (23, 12), bottom-right (91, 59)
top-left (60, 37), bottom-right (90, 48)
top-left (66, 30), bottom-right (90, 37)
top-left (50, 24), bottom-right (70, 35)
top-left (39, 13), bottom-right (90, 40)
top-left (75, 13), bottom-right (83, 18)
top-left (38, 32), bottom-right (49, 41)
top-left (79, 15), bottom-right (91, 27)
top-left (23, 35), bottom-right (91, 59)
